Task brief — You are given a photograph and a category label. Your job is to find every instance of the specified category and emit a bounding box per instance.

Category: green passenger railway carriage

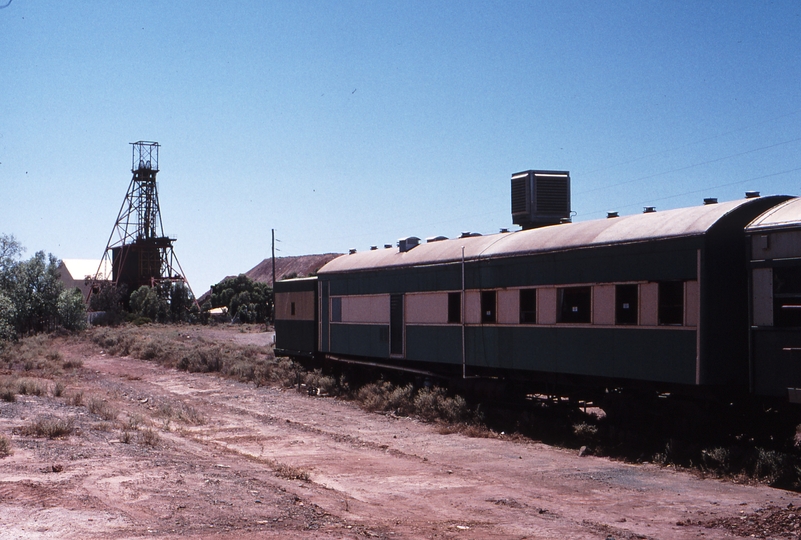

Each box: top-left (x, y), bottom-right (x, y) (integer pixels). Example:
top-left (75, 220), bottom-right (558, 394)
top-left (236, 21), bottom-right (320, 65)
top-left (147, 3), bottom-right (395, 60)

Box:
top-left (275, 171), bottom-right (801, 404)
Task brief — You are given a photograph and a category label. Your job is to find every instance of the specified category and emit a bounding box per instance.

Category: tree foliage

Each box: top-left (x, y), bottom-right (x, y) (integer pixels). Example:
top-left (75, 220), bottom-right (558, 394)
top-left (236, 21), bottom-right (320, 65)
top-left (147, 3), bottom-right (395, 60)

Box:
top-left (128, 282), bottom-right (197, 323)
top-left (0, 291), bottom-right (16, 342)
top-left (58, 288), bottom-right (87, 331)
top-left (209, 274), bottom-right (272, 323)
top-left (88, 283), bottom-right (127, 326)
top-left (6, 250), bottom-right (63, 334)
top-left (0, 233), bottom-right (89, 338)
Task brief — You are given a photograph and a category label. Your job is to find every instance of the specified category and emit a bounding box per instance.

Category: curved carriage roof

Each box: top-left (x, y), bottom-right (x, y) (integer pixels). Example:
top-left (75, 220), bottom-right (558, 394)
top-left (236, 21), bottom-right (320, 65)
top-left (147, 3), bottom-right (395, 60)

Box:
top-left (746, 197), bottom-right (801, 232)
top-left (319, 196), bottom-right (792, 274)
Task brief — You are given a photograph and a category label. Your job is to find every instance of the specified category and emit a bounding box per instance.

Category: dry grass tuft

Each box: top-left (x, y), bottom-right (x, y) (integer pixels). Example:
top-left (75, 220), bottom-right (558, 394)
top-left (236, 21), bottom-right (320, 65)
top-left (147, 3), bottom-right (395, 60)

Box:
top-left (16, 378), bottom-right (46, 396)
top-left (16, 416), bottom-right (74, 439)
top-left (87, 397), bottom-right (118, 421)
top-left (0, 434), bottom-right (12, 457)
top-left (273, 461), bottom-right (310, 481)
top-left (157, 401), bottom-right (205, 425)
top-left (139, 428), bottom-right (160, 447)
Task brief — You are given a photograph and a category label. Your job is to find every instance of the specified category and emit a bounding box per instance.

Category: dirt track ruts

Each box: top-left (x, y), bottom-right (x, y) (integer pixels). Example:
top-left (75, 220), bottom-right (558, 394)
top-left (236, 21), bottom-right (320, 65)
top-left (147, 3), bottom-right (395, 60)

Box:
top-left (1, 332), bottom-right (800, 539)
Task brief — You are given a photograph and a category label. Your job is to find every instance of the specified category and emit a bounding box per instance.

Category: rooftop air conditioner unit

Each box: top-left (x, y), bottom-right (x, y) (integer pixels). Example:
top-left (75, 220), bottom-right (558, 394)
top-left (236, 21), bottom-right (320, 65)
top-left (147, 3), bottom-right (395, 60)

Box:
top-left (511, 170), bottom-right (571, 229)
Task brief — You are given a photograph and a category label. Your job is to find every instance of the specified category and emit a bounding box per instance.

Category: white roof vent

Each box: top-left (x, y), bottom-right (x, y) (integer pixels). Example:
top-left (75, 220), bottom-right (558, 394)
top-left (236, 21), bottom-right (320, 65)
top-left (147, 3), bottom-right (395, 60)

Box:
top-left (426, 235), bottom-right (448, 243)
top-left (398, 236), bottom-right (420, 252)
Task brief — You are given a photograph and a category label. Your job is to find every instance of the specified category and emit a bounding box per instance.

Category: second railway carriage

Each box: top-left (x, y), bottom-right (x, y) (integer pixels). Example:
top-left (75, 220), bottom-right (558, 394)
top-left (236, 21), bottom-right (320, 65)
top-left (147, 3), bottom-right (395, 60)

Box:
top-left (747, 198), bottom-right (801, 400)
top-left (276, 194), bottom-right (793, 399)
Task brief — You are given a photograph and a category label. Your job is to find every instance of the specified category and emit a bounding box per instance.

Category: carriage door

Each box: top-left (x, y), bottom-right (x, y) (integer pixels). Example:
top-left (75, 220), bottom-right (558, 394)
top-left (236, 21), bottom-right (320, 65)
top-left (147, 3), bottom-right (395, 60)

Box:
top-left (390, 294), bottom-right (404, 356)
top-left (319, 281), bottom-right (329, 353)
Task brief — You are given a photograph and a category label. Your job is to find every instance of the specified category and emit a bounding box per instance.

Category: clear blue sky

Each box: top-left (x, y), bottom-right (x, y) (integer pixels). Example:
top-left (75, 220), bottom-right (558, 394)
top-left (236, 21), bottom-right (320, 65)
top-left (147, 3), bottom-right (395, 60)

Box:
top-left (2, 1), bottom-right (800, 293)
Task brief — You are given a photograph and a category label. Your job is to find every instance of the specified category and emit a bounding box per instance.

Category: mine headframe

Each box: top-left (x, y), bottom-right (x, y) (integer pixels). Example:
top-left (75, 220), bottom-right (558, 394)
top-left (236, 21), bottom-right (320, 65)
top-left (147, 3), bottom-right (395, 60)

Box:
top-left (89, 141), bottom-right (193, 305)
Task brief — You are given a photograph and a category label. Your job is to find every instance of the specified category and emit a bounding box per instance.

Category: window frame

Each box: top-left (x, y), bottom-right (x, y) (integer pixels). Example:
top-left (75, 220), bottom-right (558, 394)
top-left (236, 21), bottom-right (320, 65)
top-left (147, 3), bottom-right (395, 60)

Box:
top-left (657, 281), bottom-right (684, 326)
top-left (615, 284), bottom-right (638, 325)
top-left (448, 292), bottom-right (462, 324)
top-left (480, 290), bottom-right (497, 324)
top-left (519, 288), bottom-right (537, 324)
top-left (557, 286), bottom-right (592, 324)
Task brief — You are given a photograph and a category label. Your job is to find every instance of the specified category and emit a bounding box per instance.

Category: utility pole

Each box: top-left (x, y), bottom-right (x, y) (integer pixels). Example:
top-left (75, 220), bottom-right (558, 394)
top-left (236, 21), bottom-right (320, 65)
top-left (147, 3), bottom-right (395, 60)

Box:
top-left (271, 229), bottom-right (276, 325)
top-left (271, 229), bottom-right (276, 287)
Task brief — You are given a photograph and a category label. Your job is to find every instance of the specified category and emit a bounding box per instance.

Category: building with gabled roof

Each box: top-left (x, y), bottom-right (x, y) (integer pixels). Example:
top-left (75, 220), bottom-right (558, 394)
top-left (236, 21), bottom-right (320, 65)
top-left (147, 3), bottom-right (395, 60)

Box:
top-left (58, 259), bottom-right (112, 302)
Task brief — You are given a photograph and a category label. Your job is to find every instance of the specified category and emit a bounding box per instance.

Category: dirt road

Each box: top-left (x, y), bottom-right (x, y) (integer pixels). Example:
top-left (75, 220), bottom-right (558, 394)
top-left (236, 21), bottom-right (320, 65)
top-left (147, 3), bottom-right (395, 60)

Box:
top-left (1, 330), bottom-right (800, 539)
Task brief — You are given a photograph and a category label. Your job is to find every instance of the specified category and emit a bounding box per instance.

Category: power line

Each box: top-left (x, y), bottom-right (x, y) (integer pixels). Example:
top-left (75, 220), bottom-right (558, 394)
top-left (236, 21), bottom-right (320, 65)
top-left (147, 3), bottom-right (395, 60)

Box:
top-left (581, 166), bottom-right (801, 218)
top-left (582, 108), bottom-right (801, 176)
top-left (577, 135), bottom-right (801, 196)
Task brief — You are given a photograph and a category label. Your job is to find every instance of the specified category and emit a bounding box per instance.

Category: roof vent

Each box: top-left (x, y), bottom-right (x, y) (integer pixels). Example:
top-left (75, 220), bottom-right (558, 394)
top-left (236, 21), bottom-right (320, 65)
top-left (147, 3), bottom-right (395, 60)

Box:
top-left (703, 198), bottom-right (718, 205)
top-left (511, 169), bottom-right (571, 230)
top-left (398, 236), bottom-right (420, 252)
top-left (499, 228), bottom-right (509, 233)
top-left (370, 246), bottom-right (378, 250)
top-left (460, 231), bottom-right (472, 238)
top-left (607, 211), bottom-right (619, 219)
top-left (745, 191), bottom-right (761, 199)
top-left (384, 244), bottom-right (392, 249)
top-left (426, 235), bottom-right (448, 243)
top-left (349, 248), bottom-right (357, 255)
top-left (643, 206), bottom-right (656, 213)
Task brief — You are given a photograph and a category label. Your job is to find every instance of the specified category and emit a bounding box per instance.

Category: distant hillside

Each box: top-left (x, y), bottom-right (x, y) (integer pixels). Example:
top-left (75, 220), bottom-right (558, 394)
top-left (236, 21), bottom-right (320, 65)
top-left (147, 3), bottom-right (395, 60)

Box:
top-left (244, 253), bottom-right (342, 286)
top-left (197, 253), bottom-right (341, 304)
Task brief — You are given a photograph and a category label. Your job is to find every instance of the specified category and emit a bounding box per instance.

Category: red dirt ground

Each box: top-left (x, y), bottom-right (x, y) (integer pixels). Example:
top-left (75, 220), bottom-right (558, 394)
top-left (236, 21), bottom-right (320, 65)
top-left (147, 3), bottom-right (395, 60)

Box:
top-left (1, 327), bottom-right (800, 539)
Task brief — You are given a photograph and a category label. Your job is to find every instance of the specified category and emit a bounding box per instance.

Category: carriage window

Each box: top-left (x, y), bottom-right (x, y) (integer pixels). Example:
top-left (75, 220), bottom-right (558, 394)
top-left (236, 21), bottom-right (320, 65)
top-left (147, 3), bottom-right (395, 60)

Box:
top-left (774, 266), bottom-right (801, 327)
top-left (615, 284), bottom-right (638, 325)
top-left (448, 292), bottom-right (461, 323)
top-left (481, 290), bottom-right (496, 323)
top-left (658, 281), bottom-right (684, 325)
top-left (331, 297), bottom-right (342, 322)
top-left (558, 286), bottom-right (591, 323)
top-left (290, 302), bottom-right (296, 316)
top-left (519, 289), bottom-right (537, 323)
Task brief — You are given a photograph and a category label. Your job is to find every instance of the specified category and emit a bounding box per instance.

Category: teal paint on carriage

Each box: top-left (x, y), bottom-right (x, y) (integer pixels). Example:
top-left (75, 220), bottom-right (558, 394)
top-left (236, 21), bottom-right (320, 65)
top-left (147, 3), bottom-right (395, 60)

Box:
top-left (329, 324), bottom-right (390, 359)
top-left (405, 325), bottom-right (463, 365)
top-left (465, 326), bottom-right (697, 384)
top-left (274, 320), bottom-right (316, 356)
top-left (324, 238), bottom-right (701, 297)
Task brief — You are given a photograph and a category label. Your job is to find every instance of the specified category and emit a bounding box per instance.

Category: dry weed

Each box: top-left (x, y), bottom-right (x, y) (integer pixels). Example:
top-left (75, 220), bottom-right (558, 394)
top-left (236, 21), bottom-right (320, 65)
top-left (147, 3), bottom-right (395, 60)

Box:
top-left (139, 428), bottom-right (160, 447)
top-left (87, 397), bottom-right (118, 421)
top-left (0, 434), bottom-right (12, 457)
top-left (273, 461), bottom-right (310, 481)
top-left (16, 416), bottom-right (74, 439)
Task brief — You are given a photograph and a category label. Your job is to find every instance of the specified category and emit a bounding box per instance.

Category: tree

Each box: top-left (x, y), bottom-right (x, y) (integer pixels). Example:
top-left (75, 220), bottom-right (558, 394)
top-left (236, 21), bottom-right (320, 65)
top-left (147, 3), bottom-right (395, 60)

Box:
top-left (127, 283), bottom-right (195, 323)
top-left (7, 251), bottom-right (63, 334)
top-left (129, 285), bottom-right (167, 322)
top-left (58, 288), bottom-right (87, 331)
top-left (0, 233), bottom-right (24, 292)
top-left (209, 274), bottom-right (272, 323)
top-left (88, 283), bottom-right (127, 326)
top-left (168, 282), bottom-right (195, 322)
top-left (0, 291), bottom-right (16, 342)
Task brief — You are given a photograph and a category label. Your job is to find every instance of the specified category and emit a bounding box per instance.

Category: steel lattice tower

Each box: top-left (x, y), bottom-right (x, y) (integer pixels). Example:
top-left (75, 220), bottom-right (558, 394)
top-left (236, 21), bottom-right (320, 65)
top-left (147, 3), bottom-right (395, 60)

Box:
top-left (91, 141), bottom-right (192, 302)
